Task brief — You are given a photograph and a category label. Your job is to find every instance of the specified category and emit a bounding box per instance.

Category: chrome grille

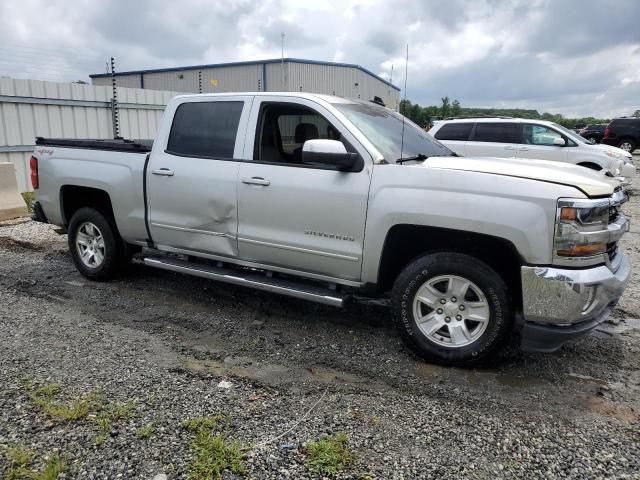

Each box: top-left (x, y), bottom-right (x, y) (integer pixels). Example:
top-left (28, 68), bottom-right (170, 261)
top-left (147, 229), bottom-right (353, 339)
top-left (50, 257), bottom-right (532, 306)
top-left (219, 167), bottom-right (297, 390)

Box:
top-left (609, 205), bottom-right (619, 223)
top-left (607, 187), bottom-right (627, 262)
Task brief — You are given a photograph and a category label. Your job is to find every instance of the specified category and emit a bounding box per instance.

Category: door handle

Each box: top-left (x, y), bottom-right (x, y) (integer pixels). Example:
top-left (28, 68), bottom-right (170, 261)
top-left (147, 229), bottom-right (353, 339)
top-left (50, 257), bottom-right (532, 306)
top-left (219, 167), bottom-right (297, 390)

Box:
top-left (242, 177), bottom-right (270, 186)
top-left (518, 147), bottom-right (529, 152)
top-left (504, 146), bottom-right (516, 150)
top-left (152, 168), bottom-right (174, 177)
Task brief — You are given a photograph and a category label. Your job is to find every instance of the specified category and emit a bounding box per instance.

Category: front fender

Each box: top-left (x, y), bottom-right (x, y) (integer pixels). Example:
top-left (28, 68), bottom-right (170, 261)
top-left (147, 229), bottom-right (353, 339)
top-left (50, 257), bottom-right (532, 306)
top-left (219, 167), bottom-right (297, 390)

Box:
top-left (361, 165), bottom-right (585, 284)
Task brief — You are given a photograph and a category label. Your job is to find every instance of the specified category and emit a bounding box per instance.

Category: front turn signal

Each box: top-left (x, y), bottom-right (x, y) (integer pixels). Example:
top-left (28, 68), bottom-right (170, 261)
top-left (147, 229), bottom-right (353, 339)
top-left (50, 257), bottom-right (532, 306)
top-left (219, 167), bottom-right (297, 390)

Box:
top-left (557, 242), bottom-right (607, 257)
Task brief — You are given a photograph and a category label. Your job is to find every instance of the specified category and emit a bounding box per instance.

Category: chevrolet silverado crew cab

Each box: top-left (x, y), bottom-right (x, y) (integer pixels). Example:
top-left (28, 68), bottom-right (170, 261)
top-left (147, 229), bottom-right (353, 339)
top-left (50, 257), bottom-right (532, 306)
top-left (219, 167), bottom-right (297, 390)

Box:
top-left (29, 92), bottom-right (631, 366)
top-left (430, 117), bottom-right (635, 185)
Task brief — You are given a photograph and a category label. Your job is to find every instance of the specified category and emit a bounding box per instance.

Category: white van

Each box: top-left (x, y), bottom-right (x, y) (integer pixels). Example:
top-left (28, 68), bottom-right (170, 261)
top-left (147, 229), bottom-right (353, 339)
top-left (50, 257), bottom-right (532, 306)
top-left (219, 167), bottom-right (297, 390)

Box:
top-left (429, 118), bottom-right (635, 184)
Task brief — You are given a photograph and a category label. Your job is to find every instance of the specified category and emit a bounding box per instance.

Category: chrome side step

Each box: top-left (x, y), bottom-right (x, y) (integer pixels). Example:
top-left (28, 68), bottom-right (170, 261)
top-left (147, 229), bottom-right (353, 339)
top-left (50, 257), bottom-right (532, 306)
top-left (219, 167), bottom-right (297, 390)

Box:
top-left (143, 256), bottom-right (346, 307)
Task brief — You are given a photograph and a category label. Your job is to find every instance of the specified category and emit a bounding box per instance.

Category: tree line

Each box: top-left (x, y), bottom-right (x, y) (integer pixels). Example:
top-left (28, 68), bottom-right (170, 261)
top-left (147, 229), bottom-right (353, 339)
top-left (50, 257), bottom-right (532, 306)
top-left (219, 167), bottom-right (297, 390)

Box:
top-left (399, 97), bottom-right (639, 129)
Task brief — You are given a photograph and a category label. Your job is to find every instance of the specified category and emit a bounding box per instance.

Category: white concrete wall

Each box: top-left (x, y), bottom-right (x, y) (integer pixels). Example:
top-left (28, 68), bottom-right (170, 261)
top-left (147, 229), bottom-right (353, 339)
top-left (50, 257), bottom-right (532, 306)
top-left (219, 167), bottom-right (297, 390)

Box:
top-left (0, 78), bottom-right (179, 192)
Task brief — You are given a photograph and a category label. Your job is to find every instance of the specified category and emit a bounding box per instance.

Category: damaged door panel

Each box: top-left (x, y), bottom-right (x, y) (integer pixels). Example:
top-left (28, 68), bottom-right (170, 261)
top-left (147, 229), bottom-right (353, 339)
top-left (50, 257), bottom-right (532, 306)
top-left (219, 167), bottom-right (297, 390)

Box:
top-left (146, 97), bottom-right (252, 257)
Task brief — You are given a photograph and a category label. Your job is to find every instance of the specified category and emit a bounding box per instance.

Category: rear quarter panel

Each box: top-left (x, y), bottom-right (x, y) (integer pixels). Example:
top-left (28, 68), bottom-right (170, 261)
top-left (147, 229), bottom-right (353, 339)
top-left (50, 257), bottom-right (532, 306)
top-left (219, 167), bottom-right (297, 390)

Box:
top-left (35, 147), bottom-right (148, 242)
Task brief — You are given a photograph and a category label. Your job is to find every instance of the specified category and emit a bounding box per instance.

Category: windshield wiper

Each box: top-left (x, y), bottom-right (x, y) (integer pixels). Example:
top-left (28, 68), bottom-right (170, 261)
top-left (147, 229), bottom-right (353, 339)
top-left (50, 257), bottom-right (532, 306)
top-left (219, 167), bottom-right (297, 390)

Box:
top-left (395, 153), bottom-right (427, 164)
top-left (395, 152), bottom-right (458, 164)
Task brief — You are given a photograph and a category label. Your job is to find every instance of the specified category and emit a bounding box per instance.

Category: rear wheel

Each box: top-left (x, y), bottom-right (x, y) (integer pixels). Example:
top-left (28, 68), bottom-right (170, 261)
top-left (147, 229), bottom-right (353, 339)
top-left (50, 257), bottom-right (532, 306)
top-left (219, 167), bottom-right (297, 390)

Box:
top-left (617, 139), bottom-right (636, 153)
top-left (391, 252), bottom-right (512, 366)
top-left (68, 207), bottom-right (124, 280)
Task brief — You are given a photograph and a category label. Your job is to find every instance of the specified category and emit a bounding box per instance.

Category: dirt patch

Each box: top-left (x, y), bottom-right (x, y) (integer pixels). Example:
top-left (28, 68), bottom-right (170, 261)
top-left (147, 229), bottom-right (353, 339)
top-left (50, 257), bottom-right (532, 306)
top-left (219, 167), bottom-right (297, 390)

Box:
top-left (0, 236), bottom-right (45, 251)
top-left (589, 395), bottom-right (639, 423)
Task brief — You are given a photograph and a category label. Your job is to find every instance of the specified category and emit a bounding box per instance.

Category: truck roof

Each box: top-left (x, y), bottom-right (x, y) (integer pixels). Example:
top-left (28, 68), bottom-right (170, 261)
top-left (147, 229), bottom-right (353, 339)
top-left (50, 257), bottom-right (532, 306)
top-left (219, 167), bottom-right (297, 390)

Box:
top-left (172, 91), bottom-right (359, 104)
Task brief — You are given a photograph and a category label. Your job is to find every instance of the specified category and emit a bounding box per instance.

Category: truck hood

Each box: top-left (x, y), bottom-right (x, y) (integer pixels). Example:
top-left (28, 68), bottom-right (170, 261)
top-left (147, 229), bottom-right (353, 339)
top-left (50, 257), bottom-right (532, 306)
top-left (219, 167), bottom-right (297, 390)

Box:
top-left (423, 156), bottom-right (615, 197)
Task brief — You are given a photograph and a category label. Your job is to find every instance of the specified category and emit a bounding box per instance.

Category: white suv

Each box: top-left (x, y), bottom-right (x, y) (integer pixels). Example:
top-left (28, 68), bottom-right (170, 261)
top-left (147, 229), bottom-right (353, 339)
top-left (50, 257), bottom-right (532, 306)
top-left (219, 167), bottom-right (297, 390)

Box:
top-left (429, 118), bottom-right (635, 184)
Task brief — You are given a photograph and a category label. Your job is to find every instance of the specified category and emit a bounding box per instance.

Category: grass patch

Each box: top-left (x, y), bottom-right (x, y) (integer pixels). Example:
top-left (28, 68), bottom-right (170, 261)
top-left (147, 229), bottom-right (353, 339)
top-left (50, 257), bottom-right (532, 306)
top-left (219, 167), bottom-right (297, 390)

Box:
top-left (136, 422), bottom-right (156, 440)
top-left (187, 432), bottom-right (246, 480)
top-left (93, 401), bottom-right (138, 444)
top-left (28, 384), bottom-right (103, 422)
top-left (21, 192), bottom-right (34, 213)
top-left (20, 380), bottom-right (140, 446)
top-left (305, 433), bottom-right (355, 476)
top-left (103, 401), bottom-right (137, 421)
top-left (182, 415), bottom-right (226, 433)
top-left (182, 414), bottom-right (248, 480)
top-left (5, 444), bottom-right (36, 469)
top-left (2, 445), bottom-right (66, 480)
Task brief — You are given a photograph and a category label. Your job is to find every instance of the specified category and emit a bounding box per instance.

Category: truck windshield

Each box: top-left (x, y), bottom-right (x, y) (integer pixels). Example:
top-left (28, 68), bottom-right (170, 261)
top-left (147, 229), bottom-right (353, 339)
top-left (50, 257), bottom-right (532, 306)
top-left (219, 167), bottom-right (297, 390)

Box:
top-left (333, 101), bottom-right (454, 162)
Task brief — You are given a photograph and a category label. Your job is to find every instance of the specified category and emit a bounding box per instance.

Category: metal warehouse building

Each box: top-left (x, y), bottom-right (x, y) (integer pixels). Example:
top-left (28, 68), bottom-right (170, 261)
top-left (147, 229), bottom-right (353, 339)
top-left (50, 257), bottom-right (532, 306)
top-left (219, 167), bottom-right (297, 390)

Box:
top-left (90, 58), bottom-right (400, 108)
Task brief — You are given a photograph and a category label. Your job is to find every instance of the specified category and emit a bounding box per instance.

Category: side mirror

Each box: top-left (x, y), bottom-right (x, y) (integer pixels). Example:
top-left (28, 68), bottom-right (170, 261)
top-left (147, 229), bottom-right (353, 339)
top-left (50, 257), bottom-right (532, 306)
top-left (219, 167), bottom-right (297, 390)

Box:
top-left (553, 137), bottom-right (567, 146)
top-left (301, 139), bottom-right (359, 171)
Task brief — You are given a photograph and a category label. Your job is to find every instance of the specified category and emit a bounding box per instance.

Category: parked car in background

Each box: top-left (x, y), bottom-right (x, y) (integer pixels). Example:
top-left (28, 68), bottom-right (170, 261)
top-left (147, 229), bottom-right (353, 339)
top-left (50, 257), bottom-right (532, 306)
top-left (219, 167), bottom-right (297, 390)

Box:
top-left (429, 117), bottom-right (635, 184)
top-left (571, 122), bottom-right (587, 133)
top-left (602, 118), bottom-right (640, 153)
top-left (579, 124), bottom-right (607, 144)
top-left (29, 93), bottom-right (631, 365)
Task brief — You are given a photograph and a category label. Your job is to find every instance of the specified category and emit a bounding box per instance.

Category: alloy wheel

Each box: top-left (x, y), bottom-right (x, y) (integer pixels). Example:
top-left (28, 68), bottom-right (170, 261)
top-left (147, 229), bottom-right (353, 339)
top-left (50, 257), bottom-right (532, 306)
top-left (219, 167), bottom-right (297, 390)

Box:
top-left (75, 222), bottom-right (106, 268)
top-left (412, 275), bottom-right (490, 348)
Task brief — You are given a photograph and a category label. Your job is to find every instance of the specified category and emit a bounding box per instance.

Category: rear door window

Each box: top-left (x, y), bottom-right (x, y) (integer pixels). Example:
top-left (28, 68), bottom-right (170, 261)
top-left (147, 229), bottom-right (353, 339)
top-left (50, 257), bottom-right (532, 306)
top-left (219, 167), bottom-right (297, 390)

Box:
top-left (167, 101), bottom-right (244, 158)
top-left (472, 123), bottom-right (521, 143)
top-left (434, 123), bottom-right (473, 141)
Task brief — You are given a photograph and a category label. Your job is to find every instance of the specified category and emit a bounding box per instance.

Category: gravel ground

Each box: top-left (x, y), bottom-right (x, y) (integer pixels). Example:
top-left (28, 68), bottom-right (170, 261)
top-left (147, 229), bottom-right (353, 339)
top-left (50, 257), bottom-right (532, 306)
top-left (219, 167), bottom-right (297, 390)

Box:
top-left (1, 162), bottom-right (639, 479)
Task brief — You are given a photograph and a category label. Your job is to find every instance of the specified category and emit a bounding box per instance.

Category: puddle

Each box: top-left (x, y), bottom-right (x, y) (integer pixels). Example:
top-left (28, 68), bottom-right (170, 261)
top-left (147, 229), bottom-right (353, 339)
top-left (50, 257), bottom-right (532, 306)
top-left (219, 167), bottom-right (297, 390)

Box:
top-left (414, 362), bottom-right (545, 389)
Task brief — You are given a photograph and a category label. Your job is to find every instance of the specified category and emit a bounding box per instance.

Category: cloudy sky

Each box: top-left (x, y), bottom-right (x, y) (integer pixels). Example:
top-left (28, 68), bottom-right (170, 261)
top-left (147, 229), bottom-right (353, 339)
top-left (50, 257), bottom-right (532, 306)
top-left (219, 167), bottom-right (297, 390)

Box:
top-left (1, 0), bottom-right (639, 118)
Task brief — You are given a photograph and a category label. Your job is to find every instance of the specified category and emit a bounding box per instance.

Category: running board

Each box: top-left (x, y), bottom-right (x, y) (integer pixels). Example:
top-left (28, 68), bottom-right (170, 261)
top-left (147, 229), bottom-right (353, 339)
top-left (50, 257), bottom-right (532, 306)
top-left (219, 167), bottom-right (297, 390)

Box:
top-left (143, 256), bottom-right (346, 307)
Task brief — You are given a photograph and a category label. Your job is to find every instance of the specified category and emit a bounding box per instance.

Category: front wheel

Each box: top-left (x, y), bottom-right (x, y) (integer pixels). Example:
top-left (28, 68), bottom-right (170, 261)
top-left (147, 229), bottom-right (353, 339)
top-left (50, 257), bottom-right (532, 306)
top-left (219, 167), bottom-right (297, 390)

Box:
top-left (391, 252), bottom-right (512, 366)
top-left (68, 207), bottom-right (124, 280)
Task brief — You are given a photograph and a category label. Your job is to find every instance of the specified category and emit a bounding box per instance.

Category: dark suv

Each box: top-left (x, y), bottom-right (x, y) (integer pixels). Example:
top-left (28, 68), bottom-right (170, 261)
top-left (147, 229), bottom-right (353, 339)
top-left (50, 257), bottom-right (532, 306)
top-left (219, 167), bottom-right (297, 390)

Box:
top-left (578, 124), bottom-right (606, 144)
top-left (602, 118), bottom-right (639, 153)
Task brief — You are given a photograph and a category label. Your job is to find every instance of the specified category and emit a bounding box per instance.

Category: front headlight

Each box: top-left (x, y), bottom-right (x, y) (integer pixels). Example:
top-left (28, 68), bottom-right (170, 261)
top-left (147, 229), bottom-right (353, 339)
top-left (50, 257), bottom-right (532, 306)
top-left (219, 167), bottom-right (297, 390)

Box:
top-left (554, 198), bottom-right (609, 260)
top-left (605, 151), bottom-right (634, 164)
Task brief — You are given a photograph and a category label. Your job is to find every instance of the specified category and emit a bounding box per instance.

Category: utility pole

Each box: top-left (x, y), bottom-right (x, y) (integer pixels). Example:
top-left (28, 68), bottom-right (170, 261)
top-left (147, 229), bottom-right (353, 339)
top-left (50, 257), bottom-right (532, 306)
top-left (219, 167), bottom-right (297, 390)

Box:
top-left (110, 57), bottom-right (120, 139)
top-left (281, 32), bottom-right (285, 91)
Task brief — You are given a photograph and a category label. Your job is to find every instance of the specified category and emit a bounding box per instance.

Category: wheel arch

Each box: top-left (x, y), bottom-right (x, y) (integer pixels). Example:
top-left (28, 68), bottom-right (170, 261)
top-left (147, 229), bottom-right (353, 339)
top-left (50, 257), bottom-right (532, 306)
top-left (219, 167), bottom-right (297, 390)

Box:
top-left (376, 224), bottom-right (524, 310)
top-left (60, 185), bottom-right (117, 230)
top-left (577, 161), bottom-right (603, 171)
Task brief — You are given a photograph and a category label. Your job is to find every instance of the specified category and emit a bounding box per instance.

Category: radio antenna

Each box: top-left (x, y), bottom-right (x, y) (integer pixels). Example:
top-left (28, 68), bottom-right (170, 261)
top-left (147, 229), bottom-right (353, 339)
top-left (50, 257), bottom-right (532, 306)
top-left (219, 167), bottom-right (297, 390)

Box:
top-left (399, 44), bottom-right (409, 161)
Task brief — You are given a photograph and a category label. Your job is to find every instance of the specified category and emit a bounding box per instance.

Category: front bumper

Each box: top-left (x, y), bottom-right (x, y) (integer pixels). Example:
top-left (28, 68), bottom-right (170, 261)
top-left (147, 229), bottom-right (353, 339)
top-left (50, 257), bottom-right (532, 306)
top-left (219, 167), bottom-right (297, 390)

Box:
top-left (520, 252), bottom-right (630, 352)
top-left (616, 162), bottom-right (636, 185)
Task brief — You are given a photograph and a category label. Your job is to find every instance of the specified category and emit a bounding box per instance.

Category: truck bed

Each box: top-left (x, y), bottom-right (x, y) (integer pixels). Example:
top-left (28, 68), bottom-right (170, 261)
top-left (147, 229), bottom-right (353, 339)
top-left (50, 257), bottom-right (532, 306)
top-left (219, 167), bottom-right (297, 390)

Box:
top-left (35, 137), bottom-right (153, 153)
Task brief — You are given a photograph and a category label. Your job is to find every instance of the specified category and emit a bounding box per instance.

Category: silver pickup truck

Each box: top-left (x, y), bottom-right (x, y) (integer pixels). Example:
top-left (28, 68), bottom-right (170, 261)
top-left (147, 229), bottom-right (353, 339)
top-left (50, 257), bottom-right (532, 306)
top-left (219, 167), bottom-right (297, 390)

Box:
top-left (29, 92), bottom-right (630, 366)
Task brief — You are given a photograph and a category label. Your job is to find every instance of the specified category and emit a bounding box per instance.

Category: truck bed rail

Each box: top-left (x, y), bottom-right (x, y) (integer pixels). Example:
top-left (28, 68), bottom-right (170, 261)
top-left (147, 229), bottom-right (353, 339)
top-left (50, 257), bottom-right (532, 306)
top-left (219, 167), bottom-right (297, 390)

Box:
top-left (35, 137), bottom-right (153, 153)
